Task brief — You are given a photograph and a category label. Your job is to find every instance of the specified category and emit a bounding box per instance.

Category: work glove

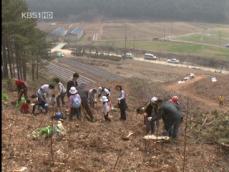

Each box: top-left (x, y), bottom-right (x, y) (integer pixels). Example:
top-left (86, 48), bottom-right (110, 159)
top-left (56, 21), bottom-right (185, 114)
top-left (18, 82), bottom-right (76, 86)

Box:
top-left (147, 117), bottom-right (152, 121)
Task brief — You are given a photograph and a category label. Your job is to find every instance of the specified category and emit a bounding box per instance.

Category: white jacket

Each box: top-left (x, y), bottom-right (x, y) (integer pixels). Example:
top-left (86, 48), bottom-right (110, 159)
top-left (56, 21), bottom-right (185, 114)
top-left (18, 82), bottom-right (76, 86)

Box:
top-left (58, 82), bottom-right (66, 94)
top-left (103, 102), bottom-right (110, 115)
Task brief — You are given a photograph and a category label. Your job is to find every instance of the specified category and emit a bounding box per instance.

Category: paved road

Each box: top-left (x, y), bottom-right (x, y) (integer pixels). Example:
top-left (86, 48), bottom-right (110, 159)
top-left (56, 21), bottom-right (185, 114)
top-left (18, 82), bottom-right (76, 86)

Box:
top-left (51, 42), bottom-right (229, 74)
top-left (133, 57), bottom-right (229, 74)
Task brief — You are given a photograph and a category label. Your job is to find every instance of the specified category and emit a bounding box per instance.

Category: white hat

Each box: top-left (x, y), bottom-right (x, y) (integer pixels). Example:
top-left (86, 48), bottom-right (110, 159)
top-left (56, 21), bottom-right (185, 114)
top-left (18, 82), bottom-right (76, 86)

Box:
top-left (69, 87), bottom-right (78, 94)
top-left (151, 96), bottom-right (158, 103)
top-left (101, 96), bottom-right (108, 102)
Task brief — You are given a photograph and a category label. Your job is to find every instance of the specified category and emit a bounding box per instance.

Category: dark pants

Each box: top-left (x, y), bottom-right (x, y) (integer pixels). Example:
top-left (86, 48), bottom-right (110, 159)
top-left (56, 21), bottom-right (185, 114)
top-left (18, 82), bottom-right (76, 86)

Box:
top-left (81, 100), bottom-right (94, 121)
top-left (17, 87), bottom-right (28, 102)
top-left (56, 92), bottom-right (66, 107)
top-left (32, 98), bottom-right (48, 114)
top-left (164, 118), bottom-right (181, 138)
top-left (146, 119), bottom-right (160, 134)
top-left (119, 99), bottom-right (127, 120)
top-left (88, 97), bottom-right (96, 108)
top-left (104, 113), bottom-right (111, 121)
top-left (69, 107), bottom-right (81, 120)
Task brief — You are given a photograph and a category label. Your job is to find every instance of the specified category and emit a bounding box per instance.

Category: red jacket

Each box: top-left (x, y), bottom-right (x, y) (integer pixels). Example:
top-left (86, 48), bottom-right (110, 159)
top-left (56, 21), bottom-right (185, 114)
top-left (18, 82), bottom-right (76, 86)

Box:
top-left (169, 98), bottom-right (179, 105)
top-left (15, 80), bottom-right (26, 89)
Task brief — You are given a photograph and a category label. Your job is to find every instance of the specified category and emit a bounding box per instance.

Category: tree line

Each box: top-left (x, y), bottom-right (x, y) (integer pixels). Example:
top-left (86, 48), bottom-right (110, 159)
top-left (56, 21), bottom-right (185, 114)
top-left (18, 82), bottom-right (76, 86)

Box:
top-left (2, 0), bottom-right (48, 81)
top-left (26, 0), bottom-right (229, 23)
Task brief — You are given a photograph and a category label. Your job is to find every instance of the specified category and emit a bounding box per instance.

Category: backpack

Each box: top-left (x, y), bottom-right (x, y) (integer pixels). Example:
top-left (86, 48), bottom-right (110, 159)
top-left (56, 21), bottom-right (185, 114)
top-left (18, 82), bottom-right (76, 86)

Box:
top-left (72, 95), bottom-right (81, 108)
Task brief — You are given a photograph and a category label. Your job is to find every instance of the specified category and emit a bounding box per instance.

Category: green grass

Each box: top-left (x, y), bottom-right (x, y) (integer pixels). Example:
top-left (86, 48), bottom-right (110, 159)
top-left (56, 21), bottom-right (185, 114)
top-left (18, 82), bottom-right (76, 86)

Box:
top-left (74, 25), bottom-right (229, 61)
top-left (175, 28), bottom-right (229, 46)
top-left (91, 40), bottom-right (229, 61)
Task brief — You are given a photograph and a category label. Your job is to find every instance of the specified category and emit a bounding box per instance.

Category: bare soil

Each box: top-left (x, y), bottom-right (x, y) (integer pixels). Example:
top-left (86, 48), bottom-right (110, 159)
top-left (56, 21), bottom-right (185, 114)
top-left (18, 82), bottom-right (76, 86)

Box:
top-left (2, 75), bottom-right (229, 172)
top-left (185, 75), bottom-right (229, 109)
top-left (2, 56), bottom-right (229, 171)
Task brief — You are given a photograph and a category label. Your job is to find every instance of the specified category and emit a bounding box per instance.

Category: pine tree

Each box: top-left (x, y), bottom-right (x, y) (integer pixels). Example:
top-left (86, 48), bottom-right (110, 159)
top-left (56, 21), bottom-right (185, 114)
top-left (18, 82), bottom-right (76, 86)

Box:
top-left (2, 0), bottom-right (48, 81)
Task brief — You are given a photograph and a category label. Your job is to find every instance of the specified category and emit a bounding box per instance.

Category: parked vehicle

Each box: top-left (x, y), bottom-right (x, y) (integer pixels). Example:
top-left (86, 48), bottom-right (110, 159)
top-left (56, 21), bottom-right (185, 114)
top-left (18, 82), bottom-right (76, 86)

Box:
top-left (122, 52), bottom-right (134, 59)
top-left (56, 51), bottom-right (64, 58)
top-left (144, 53), bottom-right (157, 60)
top-left (51, 51), bottom-right (64, 58)
top-left (167, 58), bottom-right (180, 64)
top-left (48, 50), bottom-right (51, 57)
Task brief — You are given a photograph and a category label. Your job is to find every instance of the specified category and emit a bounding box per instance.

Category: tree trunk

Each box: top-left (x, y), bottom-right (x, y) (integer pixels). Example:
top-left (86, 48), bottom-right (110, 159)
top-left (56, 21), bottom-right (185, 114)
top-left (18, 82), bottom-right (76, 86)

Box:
top-left (2, 42), bottom-right (9, 79)
top-left (23, 61), bottom-right (27, 81)
top-left (36, 56), bottom-right (39, 79)
top-left (19, 52), bottom-right (25, 80)
top-left (6, 38), bottom-right (14, 78)
top-left (16, 56), bottom-right (20, 79)
top-left (15, 44), bottom-right (23, 80)
top-left (13, 44), bottom-right (19, 79)
top-left (32, 62), bottom-right (35, 81)
top-left (7, 37), bottom-right (16, 78)
top-left (14, 45), bottom-right (21, 80)
top-left (22, 54), bottom-right (27, 81)
top-left (18, 54), bottom-right (23, 80)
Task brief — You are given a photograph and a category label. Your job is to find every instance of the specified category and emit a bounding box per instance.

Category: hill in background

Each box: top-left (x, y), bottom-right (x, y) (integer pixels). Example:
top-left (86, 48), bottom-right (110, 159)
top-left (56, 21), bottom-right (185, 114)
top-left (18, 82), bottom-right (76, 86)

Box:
top-left (26, 0), bottom-right (229, 23)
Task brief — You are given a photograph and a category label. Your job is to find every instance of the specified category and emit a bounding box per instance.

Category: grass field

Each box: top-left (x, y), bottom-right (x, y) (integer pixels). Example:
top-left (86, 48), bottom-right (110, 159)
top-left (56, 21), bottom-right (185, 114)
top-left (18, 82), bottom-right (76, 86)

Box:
top-left (77, 22), bottom-right (229, 60)
top-left (174, 27), bottom-right (229, 46)
top-left (38, 21), bottom-right (229, 60)
top-left (90, 40), bottom-right (229, 60)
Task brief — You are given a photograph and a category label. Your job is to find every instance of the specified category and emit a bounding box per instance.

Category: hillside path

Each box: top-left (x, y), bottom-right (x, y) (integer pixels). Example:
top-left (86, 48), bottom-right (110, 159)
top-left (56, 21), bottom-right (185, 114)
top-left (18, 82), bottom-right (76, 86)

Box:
top-left (164, 75), bottom-right (229, 112)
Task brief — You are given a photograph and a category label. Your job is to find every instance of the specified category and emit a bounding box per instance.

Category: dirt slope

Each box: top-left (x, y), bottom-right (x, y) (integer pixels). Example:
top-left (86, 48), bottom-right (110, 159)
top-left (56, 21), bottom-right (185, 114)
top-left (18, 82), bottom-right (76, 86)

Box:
top-left (2, 79), bottom-right (229, 172)
top-left (164, 75), bottom-right (229, 112)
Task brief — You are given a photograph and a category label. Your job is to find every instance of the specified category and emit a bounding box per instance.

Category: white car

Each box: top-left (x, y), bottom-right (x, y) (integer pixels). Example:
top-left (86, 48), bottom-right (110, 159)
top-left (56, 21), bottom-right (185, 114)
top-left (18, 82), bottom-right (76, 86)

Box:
top-left (52, 51), bottom-right (64, 58)
top-left (122, 52), bottom-right (134, 59)
top-left (183, 76), bottom-right (190, 81)
top-left (144, 53), bottom-right (157, 60)
top-left (167, 58), bottom-right (180, 64)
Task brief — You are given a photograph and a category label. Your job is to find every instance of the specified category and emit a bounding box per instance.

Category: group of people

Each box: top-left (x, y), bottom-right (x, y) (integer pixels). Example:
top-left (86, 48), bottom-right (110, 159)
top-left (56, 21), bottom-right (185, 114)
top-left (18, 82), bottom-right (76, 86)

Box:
top-left (98, 85), bottom-right (128, 121)
top-left (137, 95), bottom-right (182, 138)
top-left (14, 72), bottom-right (128, 122)
top-left (12, 74), bottom-right (227, 140)
top-left (14, 75), bottom-right (182, 138)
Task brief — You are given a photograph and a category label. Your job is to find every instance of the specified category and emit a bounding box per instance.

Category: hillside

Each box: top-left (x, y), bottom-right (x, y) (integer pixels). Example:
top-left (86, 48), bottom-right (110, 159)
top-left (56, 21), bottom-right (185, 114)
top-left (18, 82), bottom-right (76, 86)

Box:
top-left (2, 73), bottom-right (229, 171)
top-left (26, 0), bottom-right (229, 22)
